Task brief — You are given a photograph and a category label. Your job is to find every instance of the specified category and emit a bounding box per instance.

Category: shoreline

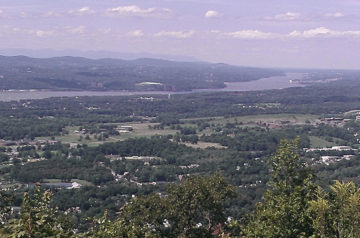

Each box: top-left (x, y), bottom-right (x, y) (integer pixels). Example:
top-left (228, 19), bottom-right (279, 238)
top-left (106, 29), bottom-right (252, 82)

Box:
top-left (0, 73), bottom-right (305, 102)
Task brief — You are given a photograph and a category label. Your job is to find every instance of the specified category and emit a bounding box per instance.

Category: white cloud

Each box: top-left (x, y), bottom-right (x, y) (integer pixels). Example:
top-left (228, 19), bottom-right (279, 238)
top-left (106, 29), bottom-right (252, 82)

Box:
top-left (225, 30), bottom-right (274, 39)
top-left (0, 9), bottom-right (7, 19)
top-left (127, 30), bottom-right (144, 37)
top-left (35, 30), bottom-right (55, 37)
top-left (209, 30), bottom-right (221, 34)
top-left (273, 12), bottom-right (300, 21)
top-left (0, 9), bottom-right (5, 16)
top-left (288, 30), bottom-right (302, 38)
top-left (204, 10), bottom-right (223, 19)
top-left (154, 30), bottom-right (195, 38)
top-left (68, 7), bottom-right (95, 16)
top-left (44, 11), bottom-right (62, 17)
top-left (324, 12), bottom-right (344, 18)
top-left (107, 5), bottom-right (172, 18)
top-left (288, 27), bottom-right (360, 38)
top-left (11, 27), bottom-right (34, 35)
top-left (20, 11), bottom-right (29, 18)
top-left (302, 27), bottom-right (331, 37)
top-left (98, 28), bottom-right (111, 34)
top-left (8, 27), bottom-right (56, 37)
top-left (66, 25), bottom-right (86, 34)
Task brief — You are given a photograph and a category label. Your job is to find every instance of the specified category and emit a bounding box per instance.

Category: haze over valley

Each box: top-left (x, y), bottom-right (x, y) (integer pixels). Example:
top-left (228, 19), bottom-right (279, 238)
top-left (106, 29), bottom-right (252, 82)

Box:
top-left (1, 1), bottom-right (360, 237)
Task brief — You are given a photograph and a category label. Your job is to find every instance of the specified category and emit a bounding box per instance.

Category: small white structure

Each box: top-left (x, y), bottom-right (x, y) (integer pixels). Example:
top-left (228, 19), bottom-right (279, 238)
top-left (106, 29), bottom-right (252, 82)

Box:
top-left (69, 182), bottom-right (82, 189)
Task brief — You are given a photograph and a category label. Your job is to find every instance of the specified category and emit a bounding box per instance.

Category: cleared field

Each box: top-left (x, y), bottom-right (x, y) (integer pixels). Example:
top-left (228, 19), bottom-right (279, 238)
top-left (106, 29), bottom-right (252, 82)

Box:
top-left (309, 136), bottom-right (337, 148)
top-left (42, 179), bottom-right (93, 186)
top-left (220, 114), bottom-right (319, 124)
top-left (180, 141), bottom-right (226, 149)
top-left (107, 123), bottom-right (177, 141)
top-left (190, 114), bottom-right (319, 132)
top-left (36, 114), bottom-right (320, 146)
top-left (37, 123), bottom-right (178, 146)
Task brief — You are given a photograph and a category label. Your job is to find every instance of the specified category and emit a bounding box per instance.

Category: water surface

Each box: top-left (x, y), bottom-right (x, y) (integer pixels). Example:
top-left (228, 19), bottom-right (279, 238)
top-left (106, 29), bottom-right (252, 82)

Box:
top-left (0, 73), bottom-right (304, 102)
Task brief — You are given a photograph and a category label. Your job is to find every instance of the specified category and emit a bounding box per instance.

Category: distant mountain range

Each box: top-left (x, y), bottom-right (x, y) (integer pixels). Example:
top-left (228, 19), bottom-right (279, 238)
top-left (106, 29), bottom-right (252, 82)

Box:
top-left (0, 55), bottom-right (283, 91)
top-left (0, 49), bottom-right (200, 62)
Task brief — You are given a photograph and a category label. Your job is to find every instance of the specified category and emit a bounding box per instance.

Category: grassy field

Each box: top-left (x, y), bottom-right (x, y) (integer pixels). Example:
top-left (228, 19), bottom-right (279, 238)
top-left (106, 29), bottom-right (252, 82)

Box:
top-left (36, 113), bottom-right (320, 147)
top-left (106, 123), bottom-right (177, 143)
top-left (309, 136), bottom-right (337, 148)
top-left (180, 141), bottom-right (226, 149)
top-left (185, 114), bottom-right (320, 135)
top-left (213, 114), bottom-right (319, 125)
top-left (42, 179), bottom-right (93, 186)
top-left (37, 123), bottom-right (178, 146)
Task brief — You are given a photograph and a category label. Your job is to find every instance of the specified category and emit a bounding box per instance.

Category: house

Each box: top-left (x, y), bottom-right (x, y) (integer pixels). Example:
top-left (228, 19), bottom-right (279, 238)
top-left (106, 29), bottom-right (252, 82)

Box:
top-left (304, 146), bottom-right (356, 152)
top-left (118, 125), bottom-right (133, 133)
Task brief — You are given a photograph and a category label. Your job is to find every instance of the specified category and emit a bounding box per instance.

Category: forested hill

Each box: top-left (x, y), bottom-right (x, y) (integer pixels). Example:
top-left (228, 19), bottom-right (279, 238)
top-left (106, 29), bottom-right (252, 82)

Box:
top-left (0, 55), bottom-right (283, 91)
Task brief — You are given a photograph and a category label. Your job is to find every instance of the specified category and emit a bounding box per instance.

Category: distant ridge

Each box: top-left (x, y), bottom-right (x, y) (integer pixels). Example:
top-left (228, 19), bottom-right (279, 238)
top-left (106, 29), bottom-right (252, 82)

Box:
top-left (0, 55), bottom-right (284, 91)
top-left (0, 48), bottom-right (200, 62)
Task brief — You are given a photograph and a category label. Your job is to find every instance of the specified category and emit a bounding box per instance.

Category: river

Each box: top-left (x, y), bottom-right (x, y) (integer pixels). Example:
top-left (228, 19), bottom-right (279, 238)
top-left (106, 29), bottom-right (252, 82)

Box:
top-left (0, 73), bottom-right (304, 102)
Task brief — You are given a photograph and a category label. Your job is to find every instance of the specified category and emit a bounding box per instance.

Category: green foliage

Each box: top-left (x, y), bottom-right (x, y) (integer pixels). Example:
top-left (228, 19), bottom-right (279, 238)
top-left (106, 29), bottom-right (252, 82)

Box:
top-left (0, 191), bottom-right (13, 233)
top-left (165, 173), bottom-right (235, 237)
top-left (3, 139), bottom-right (360, 237)
top-left (245, 138), bottom-right (316, 237)
top-left (85, 173), bottom-right (235, 238)
top-left (5, 184), bottom-right (73, 238)
top-left (0, 118), bottom-right (66, 140)
top-left (10, 158), bottom-right (113, 185)
top-left (81, 210), bottom-right (132, 238)
top-left (309, 181), bottom-right (360, 238)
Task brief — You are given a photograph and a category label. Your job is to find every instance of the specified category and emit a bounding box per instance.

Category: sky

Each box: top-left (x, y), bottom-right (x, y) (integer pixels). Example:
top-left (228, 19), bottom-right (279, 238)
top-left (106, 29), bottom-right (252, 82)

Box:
top-left (0, 0), bottom-right (359, 69)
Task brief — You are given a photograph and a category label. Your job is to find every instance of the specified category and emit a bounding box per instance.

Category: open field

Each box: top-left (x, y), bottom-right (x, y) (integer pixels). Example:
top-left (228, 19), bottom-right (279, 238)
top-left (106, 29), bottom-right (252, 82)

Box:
top-left (34, 114), bottom-right (321, 147)
top-left (180, 141), bottom-right (227, 149)
top-left (213, 114), bottom-right (319, 125)
top-left (43, 179), bottom-right (93, 186)
top-left (309, 136), bottom-right (346, 148)
top-left (37, 123), bottom-right (178, 146)
top-left (105, 123), bottom-right (178, 143)
top-left (182, 114), bottom-right (319, 125)
top-left (309, 136), bottom-right (337, 148)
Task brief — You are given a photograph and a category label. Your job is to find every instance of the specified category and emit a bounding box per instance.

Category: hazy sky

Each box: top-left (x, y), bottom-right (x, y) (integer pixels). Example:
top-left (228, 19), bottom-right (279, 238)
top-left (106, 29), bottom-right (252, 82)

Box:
top-left (0, 0), bottom-right (359, 69)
